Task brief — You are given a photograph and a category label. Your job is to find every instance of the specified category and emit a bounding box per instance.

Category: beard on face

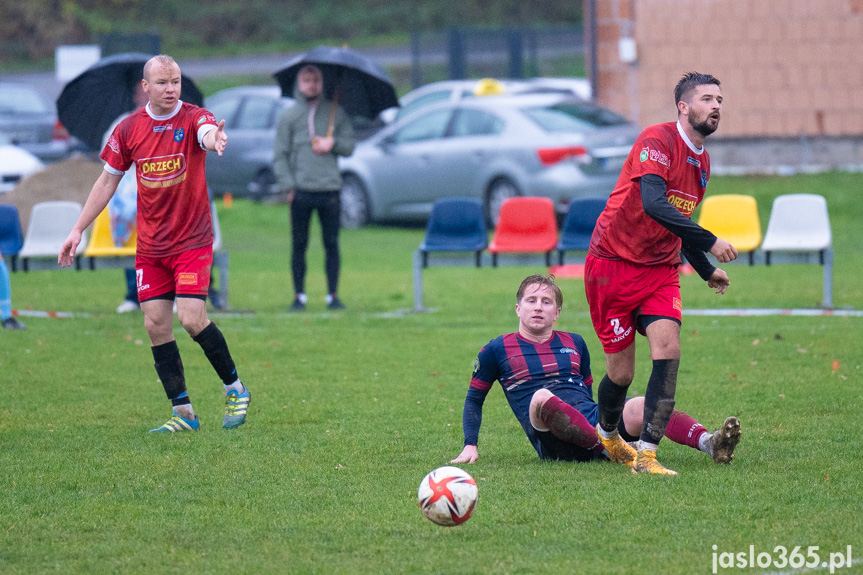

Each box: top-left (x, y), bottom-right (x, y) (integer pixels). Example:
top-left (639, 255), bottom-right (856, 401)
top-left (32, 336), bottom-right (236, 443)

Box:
top-left (690, 114), bottom-right (719, 137)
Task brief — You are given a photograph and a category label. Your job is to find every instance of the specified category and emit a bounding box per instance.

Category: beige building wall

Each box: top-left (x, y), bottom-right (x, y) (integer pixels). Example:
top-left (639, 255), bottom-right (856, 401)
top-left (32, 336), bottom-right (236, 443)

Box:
top-left (592, 0), bottom-right (863, 138)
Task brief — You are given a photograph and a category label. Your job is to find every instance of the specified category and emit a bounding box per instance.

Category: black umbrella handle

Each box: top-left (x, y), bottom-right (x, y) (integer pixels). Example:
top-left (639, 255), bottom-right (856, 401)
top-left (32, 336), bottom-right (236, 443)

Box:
top-left (326, 88), bottom-right (339, 138)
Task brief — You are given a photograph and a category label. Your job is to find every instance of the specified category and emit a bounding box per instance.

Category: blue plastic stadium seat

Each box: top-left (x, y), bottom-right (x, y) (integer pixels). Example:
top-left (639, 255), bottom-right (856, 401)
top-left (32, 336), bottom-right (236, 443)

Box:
top-left (419, 198), bottom-right (488, 267)
top-left (556, 197), bottom-right (606, 265)
top-left (0, 204), bottom-right (24, 270)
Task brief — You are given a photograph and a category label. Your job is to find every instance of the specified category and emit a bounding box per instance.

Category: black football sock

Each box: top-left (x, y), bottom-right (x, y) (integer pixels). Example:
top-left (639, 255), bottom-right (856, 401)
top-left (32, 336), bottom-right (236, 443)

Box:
top-left (597, 374), bottom-right (630, 433)
top-left (152, 340), bottom-right (188, 401)
top-left (192, 322), bottom-right (239, 385)
top-left (639, 359), bottom-right (680, 446)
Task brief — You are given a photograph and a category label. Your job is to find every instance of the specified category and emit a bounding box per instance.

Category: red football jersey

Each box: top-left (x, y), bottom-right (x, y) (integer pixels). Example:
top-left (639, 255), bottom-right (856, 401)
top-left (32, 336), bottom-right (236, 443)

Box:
top-left (589, 122), bottom-right (710, 266)
top-left (101, 102), bottom-right (217, 257)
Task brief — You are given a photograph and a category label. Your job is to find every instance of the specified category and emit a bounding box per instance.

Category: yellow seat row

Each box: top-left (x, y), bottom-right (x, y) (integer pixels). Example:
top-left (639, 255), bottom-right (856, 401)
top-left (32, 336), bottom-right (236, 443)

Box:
top-left (696, 194), bottom-right (761, 264)
top-left (82, 209), bottom-right (137, 257)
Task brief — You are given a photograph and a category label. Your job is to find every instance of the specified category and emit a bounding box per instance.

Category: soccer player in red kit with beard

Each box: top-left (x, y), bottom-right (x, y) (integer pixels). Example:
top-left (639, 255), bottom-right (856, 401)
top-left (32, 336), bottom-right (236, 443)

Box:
top-left (585, 72), bottom-right (741, 475)
top-left (60, 55), bottom-right (250, 433)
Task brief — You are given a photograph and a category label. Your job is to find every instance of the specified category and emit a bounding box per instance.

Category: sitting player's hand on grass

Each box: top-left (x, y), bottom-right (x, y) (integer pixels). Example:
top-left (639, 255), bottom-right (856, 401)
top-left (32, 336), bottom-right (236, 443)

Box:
top-left (451, 445), bottom-right (478, 464)
top-left (707, 268), bottom-right (730, 294)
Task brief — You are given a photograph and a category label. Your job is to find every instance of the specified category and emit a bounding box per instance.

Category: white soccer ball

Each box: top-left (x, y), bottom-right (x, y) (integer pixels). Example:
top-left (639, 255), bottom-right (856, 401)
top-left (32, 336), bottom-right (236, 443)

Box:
top-left (417, 466), bottom-right (478, 526)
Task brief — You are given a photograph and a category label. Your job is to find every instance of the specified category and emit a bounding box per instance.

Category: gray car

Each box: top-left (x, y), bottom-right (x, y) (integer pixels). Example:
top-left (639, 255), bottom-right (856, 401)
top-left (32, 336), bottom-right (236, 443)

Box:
top-left (204, 85), bottom-right (385, 200)
top-left (0, 82), bottom-right (75, 163)
top-left (204, 86), bottom-right (293, 199)
top-left (338, 93), bottom-right (639, 227)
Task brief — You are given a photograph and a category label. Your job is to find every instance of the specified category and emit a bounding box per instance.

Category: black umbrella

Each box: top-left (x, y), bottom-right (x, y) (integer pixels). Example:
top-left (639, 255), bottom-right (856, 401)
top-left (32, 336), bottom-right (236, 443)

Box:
top-left (56, 52), bottom-right (204, 150)
top-left (273, 46), bottom-right (399, 121)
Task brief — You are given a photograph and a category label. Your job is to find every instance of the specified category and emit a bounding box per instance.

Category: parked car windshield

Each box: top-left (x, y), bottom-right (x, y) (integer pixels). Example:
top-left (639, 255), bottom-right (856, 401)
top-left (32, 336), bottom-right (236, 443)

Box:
top-left (522, 102), bottom-right (629, 133)
top-left (234, 95), bottom-right (280, 130)
top-left (395, 90), bottom-right (452, 121)
top-left (204, 94), bottom-right (242, 126)
top-left (0, 85), bottom-right (50, 114)
top-left (451, 109), bottom-right (504, 137)
top-left (391, 109), bottom-right (452, 144)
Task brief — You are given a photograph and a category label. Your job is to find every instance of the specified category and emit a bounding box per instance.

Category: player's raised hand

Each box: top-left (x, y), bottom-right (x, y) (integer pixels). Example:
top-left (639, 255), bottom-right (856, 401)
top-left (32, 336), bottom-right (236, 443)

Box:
top-left (58, 230), bottom-right (82, 268)
top-left (710, 238), bottom-right (738, 263)
top-left (451, 445), bottom-right (479, 464)
top-left (707, 268), bottom-right (730, 294)
top-left (213, 119), bottom-right (227, 156)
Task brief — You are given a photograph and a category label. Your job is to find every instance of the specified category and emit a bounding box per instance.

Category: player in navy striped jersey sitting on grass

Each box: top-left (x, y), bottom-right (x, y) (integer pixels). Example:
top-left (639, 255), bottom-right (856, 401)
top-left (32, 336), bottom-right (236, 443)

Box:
top-left (451, 274), bottom-right (740, 466)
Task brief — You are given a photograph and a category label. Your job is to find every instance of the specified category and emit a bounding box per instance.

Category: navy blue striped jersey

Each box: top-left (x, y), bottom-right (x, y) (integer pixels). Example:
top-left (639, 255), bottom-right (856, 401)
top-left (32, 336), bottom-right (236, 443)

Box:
top-left (462, 330), bottom-right (596, 457)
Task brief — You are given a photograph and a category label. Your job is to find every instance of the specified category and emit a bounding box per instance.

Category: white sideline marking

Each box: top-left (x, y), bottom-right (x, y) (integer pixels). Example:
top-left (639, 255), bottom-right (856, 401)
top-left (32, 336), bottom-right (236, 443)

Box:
top-left (12, 310), bottom-right (255, 320)
top-left (14, 308), bottom-right (861, 320)
top-left (684, 309), bottom-right (863, 317)
top-left (12, 310), bottom-right (89, 319)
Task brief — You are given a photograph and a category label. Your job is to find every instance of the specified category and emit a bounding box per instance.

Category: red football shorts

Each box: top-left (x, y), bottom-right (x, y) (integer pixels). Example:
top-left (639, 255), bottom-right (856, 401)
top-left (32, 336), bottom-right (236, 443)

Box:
top-left (136, 246), bottom-right (213, 301)
top-left (584, 254), bottom-right (682, 354)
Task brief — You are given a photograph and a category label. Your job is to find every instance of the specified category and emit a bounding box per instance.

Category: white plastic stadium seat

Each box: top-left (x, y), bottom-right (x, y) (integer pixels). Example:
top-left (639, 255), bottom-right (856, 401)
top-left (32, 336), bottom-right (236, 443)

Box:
top-left (760, 194), bottom-right (831, 252)
top-left (19, 201), bottom-right (87, 270)
top-left (760, 193), bottom-right (833, 308)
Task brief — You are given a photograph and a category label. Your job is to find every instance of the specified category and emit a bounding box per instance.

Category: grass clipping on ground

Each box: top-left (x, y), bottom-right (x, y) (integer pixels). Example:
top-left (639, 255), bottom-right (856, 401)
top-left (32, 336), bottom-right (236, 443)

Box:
top-left (4, 156), bottom-right (102, 233)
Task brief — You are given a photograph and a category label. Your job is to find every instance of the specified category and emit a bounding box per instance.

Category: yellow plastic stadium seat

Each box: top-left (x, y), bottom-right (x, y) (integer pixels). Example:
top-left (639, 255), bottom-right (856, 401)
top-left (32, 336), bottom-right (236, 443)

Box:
top-left (83, 209), bottom-right (137, 257)
top-left (697, 194), bottom-right (762, 258)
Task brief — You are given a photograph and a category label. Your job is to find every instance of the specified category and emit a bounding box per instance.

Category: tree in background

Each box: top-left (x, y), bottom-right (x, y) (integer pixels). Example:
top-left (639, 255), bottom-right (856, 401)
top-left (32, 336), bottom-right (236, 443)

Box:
top-left (1, 0), bottom-right (582, 63)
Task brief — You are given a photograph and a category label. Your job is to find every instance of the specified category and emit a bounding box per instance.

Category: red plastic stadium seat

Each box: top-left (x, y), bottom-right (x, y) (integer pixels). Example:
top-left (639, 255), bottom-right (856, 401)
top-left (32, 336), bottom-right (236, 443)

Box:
top-left (488, 197), bottom-right (558, 266)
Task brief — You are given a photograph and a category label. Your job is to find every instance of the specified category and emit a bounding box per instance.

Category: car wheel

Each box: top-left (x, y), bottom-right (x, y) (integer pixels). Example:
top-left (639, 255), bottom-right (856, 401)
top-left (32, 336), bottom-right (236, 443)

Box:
top-left (485, 177), bottom-right (521, 227)
top-left (251, 169), bottom-right (276, 201)
top-left (340, 174), bottom-right (370, 228)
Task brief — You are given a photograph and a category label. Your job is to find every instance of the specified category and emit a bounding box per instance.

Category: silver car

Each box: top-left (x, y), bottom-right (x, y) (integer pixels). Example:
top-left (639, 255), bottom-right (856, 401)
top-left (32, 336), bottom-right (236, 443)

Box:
top-left (338, 93), bottom-right (638, 227)
top-left (204, 85), bottom-right (385, 200)
top-left (0, 82), bottom-right (74, 163)
top-left (204, 86), bottom-right (293, 199)
top-left (380, 77), bottom-right (592, 124)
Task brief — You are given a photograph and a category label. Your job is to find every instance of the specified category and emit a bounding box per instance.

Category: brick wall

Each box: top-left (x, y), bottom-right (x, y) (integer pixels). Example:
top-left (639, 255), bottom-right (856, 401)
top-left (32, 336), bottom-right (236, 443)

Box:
top-left (591, 0), bottom-right (863, 137)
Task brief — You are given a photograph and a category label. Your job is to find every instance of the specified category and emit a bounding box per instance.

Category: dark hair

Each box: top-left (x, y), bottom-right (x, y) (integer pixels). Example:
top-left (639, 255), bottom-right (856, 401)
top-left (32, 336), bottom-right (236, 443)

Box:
top-left (517, 274), bottom-right (563, 308)
top-left (674, 72), bottom-right (721, 105)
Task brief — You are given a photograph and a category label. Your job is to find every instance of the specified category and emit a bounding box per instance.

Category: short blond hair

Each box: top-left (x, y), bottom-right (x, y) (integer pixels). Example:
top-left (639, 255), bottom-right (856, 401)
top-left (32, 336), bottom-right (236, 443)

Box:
top-left (143, 55), bottom-right (179, 82)
top-left (517, 274), bottom-right (562, 308)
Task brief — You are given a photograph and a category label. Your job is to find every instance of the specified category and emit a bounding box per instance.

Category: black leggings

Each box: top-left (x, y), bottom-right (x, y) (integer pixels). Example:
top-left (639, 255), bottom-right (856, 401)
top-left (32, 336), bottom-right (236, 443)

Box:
top-left (290, 190), bottom-right (341, 295)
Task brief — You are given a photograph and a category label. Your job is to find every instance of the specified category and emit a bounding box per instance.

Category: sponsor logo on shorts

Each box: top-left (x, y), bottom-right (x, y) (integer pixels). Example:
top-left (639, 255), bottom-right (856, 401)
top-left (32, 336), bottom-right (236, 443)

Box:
top-left (611, 326), bottom-right (633, 344)
top-left (610, 318), bottom-right (633, 343)
top-left (666, 189), bottom-right (699, 216)
top-left (139, 153), bottom-right (187, 188)
top-left (673, 297), bottom-right (683, 311)
top-left (178, 273), bottom-right (198, 286)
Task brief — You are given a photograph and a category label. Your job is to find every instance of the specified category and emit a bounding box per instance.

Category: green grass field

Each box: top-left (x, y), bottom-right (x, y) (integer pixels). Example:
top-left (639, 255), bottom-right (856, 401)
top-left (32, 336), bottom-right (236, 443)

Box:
top-left (2, 171), bottom-right (862, 574)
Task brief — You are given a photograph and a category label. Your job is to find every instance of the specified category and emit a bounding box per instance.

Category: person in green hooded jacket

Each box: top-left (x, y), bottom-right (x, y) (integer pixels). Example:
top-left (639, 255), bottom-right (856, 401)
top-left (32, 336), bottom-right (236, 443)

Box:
top-left (274, 64), bottom-right (355, 311)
